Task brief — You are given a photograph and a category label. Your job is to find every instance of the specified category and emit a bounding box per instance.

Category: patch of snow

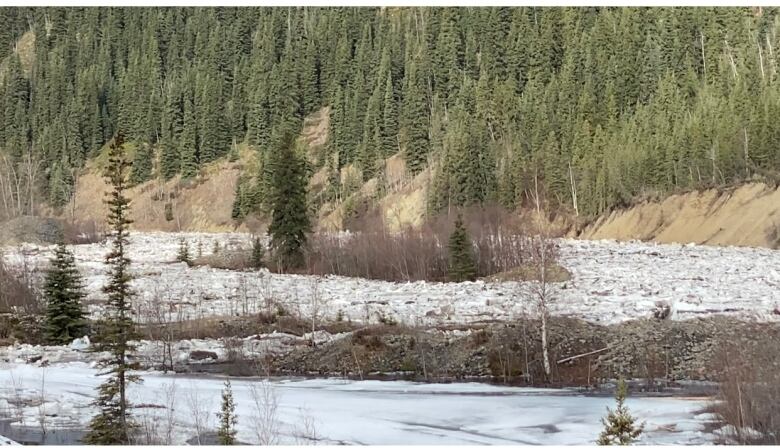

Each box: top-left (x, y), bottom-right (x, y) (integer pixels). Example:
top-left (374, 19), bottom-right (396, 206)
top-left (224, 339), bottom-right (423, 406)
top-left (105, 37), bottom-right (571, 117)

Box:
top-left (0, 435), bottom-right (18, 445)
top-left (69, 336), bottom-right (90, 351)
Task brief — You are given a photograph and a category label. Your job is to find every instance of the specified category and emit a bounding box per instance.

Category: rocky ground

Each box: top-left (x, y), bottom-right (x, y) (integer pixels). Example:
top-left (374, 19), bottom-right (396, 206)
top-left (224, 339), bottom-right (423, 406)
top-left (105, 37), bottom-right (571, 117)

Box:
top-left (3, 232), bottom-right (779, 327)
top-left (1, 231), bottom-right (778, 386)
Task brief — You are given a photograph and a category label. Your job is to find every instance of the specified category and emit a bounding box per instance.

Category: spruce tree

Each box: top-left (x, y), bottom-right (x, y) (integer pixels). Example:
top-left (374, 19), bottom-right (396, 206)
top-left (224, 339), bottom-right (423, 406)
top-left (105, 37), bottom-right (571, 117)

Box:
top-left (129, 144), bottom-right (153, 185)
top-left (217, 379), bottom-right (238, 445)
top-left (381, 72), bottom-right (398, 156)
top-left (176, 238), bottom-right (192, 265)
top-left (43, 242), bottom-right (87, 345)
top-left (597, 379), bottom-right (645, 445)
top-left (231, 177), bottom-right (244, 220)
top-left (447, 214), bottom-right (477, 282)
top-left (267, 132), bottom-right (311, 272)
top-left (250, 236), bottom-right (265, 269)
top-left (84, 133), bottom-right (142, 445)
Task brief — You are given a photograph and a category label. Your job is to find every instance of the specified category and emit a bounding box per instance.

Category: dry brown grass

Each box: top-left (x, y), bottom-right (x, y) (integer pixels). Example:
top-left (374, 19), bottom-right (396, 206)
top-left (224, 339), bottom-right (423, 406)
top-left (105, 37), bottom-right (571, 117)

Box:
top-left (67, 150), bottom-right (245, 232)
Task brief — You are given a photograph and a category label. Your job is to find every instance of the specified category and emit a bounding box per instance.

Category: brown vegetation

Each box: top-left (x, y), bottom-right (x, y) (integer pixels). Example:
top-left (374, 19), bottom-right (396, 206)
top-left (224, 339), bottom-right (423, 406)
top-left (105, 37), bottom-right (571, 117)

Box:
top-left (0, 252), bottom-right (41, 314)
top-left (302, 206), bottom-right (534, 282)
top-left (710, 338), bottom-right (780, 444)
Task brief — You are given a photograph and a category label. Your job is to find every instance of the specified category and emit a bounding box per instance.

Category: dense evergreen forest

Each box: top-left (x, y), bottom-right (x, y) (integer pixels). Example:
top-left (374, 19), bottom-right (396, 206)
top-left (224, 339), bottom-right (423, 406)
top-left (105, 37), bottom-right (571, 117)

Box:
top-left (1, 7), bottom-right (780, 221)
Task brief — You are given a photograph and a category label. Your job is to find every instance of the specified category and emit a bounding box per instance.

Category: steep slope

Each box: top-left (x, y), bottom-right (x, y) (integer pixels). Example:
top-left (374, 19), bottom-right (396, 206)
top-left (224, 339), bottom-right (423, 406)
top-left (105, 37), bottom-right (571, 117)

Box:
top-left (57, 150), bottom-right (246, 233)
top-left (579, 183), bottom-right (780, 249)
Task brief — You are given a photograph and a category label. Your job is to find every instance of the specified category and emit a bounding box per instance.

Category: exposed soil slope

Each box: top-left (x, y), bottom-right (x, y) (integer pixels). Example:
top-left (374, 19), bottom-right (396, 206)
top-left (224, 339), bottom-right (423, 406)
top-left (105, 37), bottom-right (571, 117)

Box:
top-left (61, 154), bottom-right (244, 233)
top-left (579, 183), bottom-right (780, 249)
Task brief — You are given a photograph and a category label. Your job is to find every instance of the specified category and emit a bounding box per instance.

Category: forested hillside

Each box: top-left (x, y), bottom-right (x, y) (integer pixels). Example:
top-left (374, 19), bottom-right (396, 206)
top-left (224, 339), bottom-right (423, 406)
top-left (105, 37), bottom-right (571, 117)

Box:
top-left (1, 7), bottom-right (780, 223)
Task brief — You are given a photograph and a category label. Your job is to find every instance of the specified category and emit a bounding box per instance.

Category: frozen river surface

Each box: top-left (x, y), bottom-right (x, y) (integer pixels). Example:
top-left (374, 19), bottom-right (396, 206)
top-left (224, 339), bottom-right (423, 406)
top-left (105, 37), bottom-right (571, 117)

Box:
top-left (0, 363), bottom-right (716, 445)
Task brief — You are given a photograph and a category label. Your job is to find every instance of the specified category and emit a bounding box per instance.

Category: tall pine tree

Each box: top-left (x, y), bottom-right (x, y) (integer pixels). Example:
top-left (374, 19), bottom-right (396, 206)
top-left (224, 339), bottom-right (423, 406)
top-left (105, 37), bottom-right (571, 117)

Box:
top-left (84, 133), bottom-right (142, 445)
top-left (267, 131), bottom-right (311, 271)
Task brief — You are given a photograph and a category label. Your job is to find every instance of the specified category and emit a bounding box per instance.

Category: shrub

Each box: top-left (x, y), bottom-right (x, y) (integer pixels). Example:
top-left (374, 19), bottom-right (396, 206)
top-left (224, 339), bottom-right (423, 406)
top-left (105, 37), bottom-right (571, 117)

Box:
top-left (300, 205), bottom-right (530, 282)
top-left (0, 252), bottom-right (42, 315)
top-left (597, 379), bottom-right (644, 445)
top-left (710, 339), bottom-right (780, 444)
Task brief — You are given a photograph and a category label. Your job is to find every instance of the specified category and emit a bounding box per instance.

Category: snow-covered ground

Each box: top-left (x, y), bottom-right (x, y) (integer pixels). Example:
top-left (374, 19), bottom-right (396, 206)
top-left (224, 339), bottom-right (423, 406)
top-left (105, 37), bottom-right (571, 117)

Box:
top-left (4, 232), bottom-right (779, 326)
top-left (0, 362), bottom-right (717, 445)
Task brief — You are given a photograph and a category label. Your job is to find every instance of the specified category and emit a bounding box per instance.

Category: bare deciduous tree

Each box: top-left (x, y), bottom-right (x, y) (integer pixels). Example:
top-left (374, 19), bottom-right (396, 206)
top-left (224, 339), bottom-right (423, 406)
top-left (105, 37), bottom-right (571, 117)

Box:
top-left (293, 407), bottom-right (319, 445)
top-left (248, 381), bottom-right (280, 445)
top-left (0, 152), bottom-right (44, 219)
top-left (523, 233), bottom-right (559, 380)
top-left (185, 382), bottom-right (214, 445)
top-left (522, 173), bottom-right (560, 381)
top-left (37, 368), bottom-right (47, 444)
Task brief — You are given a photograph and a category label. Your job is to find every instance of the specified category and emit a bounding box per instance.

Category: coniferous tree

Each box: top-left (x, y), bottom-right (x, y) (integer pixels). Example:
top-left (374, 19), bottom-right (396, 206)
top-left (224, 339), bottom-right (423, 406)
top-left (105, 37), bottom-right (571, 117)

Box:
top-left (4, 7), bottom-right (780, 221)
top-left (268, 132), bottom-right (310, 271)
top-left (597, 379), bottom-right (645, 445)
top-left (176, 238), bottom-right (192, 265)
top-left (447, 213), bottom-right (477, 282)
top-left (217, 379), bottom-right (238, 445)
top-left (402, 57), bottom-right (431, 176)
top-left (381, 72), bottom-right (398, 156)
top-left (129, 144), bottom-right (153, 185)
top-left (84, 133), bottom-right (141, 445)
top-left (43, 242), bottom-right (87, 345)
top-left (231, 177), bottom-right (244, 220)
top-left (250, 236), bottom-right (265, 269)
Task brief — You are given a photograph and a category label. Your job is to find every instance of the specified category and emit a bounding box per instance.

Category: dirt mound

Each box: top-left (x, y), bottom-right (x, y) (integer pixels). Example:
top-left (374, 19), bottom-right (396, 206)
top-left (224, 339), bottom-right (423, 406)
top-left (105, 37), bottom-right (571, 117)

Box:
top-left (0, 216), bottom-right (63, 245)
top-left (579, 183), bottom-right (780, 249)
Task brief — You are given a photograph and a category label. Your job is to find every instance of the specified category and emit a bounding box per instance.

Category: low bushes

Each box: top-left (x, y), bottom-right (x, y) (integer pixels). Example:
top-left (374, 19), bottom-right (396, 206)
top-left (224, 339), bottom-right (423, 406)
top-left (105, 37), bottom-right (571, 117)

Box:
top-left (302, 206), bottom-right (531, 282)
top-left (710, 339), bottom-right (780, 444)
top-left (0, 253), bottom-right (41, 315)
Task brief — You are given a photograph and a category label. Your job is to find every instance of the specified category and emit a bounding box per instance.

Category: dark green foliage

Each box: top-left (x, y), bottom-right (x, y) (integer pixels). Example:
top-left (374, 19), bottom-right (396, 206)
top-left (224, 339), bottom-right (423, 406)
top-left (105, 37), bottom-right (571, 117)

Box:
top-left (176, 238), bottom-right (192, 265)
top-left (250, 236), bottom-right (265, 269)
top-left (597, 379), bottom-right (645, 445)
top-left (231, 178), bottom-right (243, 220)
top-left (447, 214), bottom-right (477, 282)
top-left (84, 133), bottom-right (142, 445)
top-left (129, 144), bottom-right (154, 185)
top-left (48, 160), bottom-right (74, 208)
top-left (217, 379), bottom-right (238, 445)
top-left (268, 132), bottom-right (311, 271)
top-left (402, 57), bottom-right (431, 176)
top-left (43, 242), bottom-right (87, 345)
top-left (3, 7), bottom-right (780, 221)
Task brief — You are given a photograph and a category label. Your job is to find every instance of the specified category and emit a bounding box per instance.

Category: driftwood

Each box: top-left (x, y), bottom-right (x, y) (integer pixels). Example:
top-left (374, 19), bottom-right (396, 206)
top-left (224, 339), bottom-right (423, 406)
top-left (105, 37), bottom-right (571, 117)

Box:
top-left (557, 346), bottom-right (612, 365)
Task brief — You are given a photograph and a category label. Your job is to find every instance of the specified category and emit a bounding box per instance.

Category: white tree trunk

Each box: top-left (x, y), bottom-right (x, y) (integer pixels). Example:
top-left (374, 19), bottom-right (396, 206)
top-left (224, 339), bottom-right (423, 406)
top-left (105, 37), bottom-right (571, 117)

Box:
top-left (541, 308), bottom-right (551, 378)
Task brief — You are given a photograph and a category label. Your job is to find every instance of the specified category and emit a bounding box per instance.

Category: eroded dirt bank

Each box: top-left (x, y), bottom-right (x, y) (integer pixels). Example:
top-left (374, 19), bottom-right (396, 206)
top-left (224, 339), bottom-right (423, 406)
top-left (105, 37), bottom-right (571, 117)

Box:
top-left (579, 183), bottom-right (780, 249)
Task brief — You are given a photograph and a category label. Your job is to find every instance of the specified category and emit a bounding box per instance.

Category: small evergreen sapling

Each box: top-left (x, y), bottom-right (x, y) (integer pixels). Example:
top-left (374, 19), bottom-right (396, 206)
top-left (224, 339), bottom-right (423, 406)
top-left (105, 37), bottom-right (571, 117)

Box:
top-left (597, 379), bottom-right (644, 445)
top-left (250, 236), bottom-right (265, 269)
top-left (217, 379), bottom-right (238, 445)
top-left (43, 242), bottom-right (87, 345)
top-left (176, 238), bottom-right (192, 266)
top-left (447, 214), bottom-right (477, 282)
